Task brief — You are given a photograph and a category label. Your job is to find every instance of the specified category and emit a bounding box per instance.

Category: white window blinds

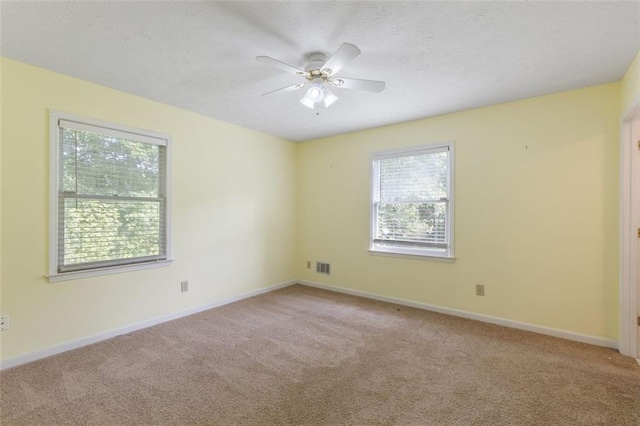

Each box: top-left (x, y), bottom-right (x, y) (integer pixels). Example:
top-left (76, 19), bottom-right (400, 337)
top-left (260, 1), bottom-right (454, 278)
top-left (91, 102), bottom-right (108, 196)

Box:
top-left (371, 144), bottom-right (453, 257)
top-left (54, 116), bottom-right (169, 274)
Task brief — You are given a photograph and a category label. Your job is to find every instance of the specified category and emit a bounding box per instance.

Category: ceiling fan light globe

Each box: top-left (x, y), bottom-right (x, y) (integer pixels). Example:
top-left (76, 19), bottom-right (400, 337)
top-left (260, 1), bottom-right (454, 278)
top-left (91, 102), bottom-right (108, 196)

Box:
top-left (308, 86), bottom-right (323, 101)
top-left (300, 96), bottom-right (315, 109)
top-left (323, 88), bottom-right (338, 108)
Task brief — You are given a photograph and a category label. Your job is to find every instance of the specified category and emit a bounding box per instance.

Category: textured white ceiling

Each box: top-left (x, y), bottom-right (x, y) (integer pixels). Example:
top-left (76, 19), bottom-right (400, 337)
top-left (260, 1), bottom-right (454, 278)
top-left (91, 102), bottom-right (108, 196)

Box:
top-left (1, 1), bottom-right (639, 142)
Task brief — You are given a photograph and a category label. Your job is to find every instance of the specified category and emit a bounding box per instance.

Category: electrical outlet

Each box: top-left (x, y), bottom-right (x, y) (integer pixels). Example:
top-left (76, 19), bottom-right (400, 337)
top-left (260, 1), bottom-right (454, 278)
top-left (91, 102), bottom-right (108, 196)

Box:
top-left (476, 284), bottom-right (485, 296)
top-left (181, 281), bottom-right (189, 293)
top-left (0, 315), bottom-right (10, 331)
top-left (306, 260), bottom-right (311, 269)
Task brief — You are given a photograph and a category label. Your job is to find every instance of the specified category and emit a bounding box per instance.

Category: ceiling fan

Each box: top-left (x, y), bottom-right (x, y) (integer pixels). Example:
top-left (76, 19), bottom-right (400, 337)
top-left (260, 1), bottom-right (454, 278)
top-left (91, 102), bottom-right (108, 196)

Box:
top-left (256, 42), bottom-right (386, 111)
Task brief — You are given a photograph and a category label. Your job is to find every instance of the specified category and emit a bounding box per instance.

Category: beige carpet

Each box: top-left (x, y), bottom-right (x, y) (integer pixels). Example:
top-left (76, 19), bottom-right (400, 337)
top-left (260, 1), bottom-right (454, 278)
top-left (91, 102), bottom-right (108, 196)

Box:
top-left (1, 284), bottom-right (639, 425)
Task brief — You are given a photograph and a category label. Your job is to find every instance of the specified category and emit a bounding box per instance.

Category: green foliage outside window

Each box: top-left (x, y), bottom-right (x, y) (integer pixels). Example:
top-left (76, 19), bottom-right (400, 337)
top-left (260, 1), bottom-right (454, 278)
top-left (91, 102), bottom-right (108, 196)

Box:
top-left (375, 150), bottom-right (449, 246)
top-left (60, 128), bottom-right (165, 270)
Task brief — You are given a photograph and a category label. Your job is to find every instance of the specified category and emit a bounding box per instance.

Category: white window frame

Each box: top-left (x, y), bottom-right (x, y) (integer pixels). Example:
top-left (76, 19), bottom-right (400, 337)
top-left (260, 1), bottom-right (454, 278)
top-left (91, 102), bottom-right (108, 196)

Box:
top-left (369, 142), bottom-right (455, 260)
top-left (48, 110), bottom-right (173, 282)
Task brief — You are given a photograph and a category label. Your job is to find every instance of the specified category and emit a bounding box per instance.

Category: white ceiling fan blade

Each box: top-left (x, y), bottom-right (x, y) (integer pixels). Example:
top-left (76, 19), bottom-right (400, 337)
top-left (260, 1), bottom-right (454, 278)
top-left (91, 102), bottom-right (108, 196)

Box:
top-left (331, 78), bottom-right (386, 93)
top-left (320, 43), bottom-right (361, 76)
top-left (261, 83), bottom-right (307, 97)
top-left (256, 56), bottom-right (307, 77)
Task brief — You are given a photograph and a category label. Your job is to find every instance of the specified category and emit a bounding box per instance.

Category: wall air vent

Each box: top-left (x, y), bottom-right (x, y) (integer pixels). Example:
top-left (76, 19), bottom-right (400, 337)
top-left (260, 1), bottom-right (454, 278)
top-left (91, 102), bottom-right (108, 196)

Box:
top-left (316, 262), bottom-right (331, 275)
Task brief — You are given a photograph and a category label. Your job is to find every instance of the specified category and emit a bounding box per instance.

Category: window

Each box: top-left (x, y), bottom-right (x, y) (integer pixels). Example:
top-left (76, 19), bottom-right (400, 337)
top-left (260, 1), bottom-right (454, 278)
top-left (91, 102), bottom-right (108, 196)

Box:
top-left (48, 111), bottom-right (172, 281)
top-left (370, 143), bottom-right (454, 259)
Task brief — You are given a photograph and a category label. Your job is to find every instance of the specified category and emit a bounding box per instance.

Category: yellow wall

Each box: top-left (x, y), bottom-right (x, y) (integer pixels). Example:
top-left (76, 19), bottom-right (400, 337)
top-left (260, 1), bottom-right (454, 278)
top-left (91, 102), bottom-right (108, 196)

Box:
top-left (0, 58), bottom-right (297, 360)
top-left (621, 50), bottom-right (640, 116)
top-left (297, 83), bottom-right (620, 340)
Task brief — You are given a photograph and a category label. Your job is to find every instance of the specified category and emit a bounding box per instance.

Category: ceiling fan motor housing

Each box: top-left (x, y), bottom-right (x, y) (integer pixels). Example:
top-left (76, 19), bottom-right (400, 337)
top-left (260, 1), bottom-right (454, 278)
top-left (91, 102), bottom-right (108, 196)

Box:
top-left (304, 52), bottom-right (329, 75)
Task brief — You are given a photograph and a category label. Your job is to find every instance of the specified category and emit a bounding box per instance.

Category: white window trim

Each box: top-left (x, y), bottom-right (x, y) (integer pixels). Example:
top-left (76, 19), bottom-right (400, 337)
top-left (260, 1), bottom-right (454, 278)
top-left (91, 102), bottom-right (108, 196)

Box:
top-left (368, 249), bottom-right (456, 263)
top-left (369, 142), bottom-right (455, 260)
top-left (47, 110), bottom-right (173, 282)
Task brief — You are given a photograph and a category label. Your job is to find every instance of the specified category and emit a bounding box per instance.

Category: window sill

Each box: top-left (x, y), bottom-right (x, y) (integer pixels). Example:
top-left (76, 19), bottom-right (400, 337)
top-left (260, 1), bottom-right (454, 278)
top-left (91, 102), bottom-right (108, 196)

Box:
top-left (368, 249), bottom-right (456, 263)
top-left (47, 259), bottom-right (174, 283)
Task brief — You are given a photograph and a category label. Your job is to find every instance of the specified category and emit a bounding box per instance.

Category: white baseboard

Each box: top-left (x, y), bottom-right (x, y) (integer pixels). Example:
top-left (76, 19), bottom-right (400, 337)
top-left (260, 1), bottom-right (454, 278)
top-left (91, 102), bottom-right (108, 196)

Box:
top-left (2, 278), bottom-right (620, 370)
top-left (0, 280), bottom-right (297, 371)
top-left (298, 280), bottom-right (619, 350)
